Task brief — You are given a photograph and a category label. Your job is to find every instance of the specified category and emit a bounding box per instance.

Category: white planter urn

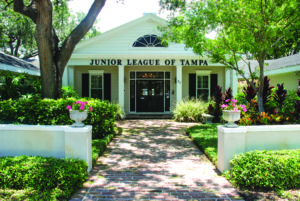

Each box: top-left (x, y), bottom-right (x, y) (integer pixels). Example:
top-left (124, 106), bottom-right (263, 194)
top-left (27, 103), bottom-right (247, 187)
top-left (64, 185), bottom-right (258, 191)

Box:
top-left (222, 110), bottom-right (241, 128)
top-left (69, 110), bottom-right (88, 127)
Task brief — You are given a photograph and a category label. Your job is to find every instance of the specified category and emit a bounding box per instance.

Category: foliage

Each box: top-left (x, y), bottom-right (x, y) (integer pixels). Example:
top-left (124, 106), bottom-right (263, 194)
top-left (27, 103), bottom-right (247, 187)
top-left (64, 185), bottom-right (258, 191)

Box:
top-left (160, 0), bottom-right (300, 113)
top-left (172, 98), bottom-right (208, 122)
top-left (225, 150), bottom-right (300, 191)
top-left (243, 82), bottom-right (257, 103)
top-left (262, 76), bottom-right (274, 108)
top-left (61, 86), bottom-right (79, 98)
top-left (0, 1), bottom-right (100, 58)
top-left (273, 83), bottom-right (287, 110)
top-left (2, 1), bottom-right (105, 99)
top-left (211, 85), bottom-right (223, 122)
top-left (92, 134), bottom-right (114, 166)
top-left (0, 97), bottom-right (120, 139)
top-left (0, 155), bottom-right (87, 200)
top-left (223, 87), bottom-right (233, 104)
top-left (0, 72), bottom-right (41, 100)
top-left (186, 124), bottom-right (219, 164)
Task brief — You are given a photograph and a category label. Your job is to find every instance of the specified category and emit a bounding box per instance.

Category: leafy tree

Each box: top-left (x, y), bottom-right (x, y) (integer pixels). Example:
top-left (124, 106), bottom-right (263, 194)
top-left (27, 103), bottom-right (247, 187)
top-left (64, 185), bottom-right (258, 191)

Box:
top-left (2, 0), bottom-right (106, 99)
top-left (0, 1), bottom-right (100, 59)
top-left (160, 0), bottom-right (300, 113)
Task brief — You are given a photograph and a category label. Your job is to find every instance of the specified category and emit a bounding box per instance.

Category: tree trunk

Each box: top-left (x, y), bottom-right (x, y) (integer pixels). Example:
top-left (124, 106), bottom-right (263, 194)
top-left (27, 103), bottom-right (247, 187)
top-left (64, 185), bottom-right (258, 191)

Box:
top-left (14, 0), bottom-right (107, 99)
top-left (257, 57), bottom-right (265, 113)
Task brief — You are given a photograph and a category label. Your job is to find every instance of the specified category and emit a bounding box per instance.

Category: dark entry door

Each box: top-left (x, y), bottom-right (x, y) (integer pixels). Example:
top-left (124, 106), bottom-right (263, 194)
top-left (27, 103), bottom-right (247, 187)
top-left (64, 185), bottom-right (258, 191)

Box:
top-left (136, 80), bottom-right (164, 112)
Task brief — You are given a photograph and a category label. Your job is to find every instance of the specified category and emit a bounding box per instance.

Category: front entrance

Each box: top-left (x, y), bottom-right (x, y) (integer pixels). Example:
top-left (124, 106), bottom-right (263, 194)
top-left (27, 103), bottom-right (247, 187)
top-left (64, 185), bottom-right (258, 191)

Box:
top-left (130, 71), bottom-right (170, 113)
top-left (136, 80), bottom-right (164, 112)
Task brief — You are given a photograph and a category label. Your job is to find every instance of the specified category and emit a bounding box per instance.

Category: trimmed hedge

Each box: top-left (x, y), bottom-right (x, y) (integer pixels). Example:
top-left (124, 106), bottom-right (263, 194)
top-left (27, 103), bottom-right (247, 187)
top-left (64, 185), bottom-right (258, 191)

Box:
top-left (0, 97), bottom-right (120, 139)
top-left (92, 134), bottom-right (114, 166)
top-left (0, 156), bottom-right (87, 200)
top-left (225, 150), bottom-right (300, 190)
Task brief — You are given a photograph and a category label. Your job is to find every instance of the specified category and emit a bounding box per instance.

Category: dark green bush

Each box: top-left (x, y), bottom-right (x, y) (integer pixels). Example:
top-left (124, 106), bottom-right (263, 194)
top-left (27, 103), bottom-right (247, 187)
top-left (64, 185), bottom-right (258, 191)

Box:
top-left (0, 155), bottom-right (87, 200)
top-left (92, 134), bottom-right (114, 166)
top-left (0, 97), bottom-right (120, 139)
top-left (225, 150), bottom-right (300, 191)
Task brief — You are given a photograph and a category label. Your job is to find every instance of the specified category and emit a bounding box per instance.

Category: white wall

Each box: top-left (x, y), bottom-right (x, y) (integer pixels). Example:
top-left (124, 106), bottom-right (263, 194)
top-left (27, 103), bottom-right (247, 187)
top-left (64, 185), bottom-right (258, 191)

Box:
top-left (0, 125), bottom-right (92, 172)
top-left (217, 125), bottom-right (300, 173)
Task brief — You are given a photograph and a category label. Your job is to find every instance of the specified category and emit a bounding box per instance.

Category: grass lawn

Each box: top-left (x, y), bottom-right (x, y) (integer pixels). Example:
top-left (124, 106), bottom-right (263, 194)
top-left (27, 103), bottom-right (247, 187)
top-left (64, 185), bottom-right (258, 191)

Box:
top-left (186, 123), bottom-right (220, 165)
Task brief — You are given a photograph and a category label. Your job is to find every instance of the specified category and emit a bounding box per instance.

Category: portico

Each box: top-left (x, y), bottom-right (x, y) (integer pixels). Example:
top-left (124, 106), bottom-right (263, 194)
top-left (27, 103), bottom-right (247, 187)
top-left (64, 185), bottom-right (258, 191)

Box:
top-left (63, 14), bottom-right (237, 116)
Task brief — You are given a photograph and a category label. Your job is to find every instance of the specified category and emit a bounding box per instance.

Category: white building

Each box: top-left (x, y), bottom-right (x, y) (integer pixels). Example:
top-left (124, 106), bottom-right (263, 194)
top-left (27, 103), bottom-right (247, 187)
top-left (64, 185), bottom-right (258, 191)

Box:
top-left (63, 14), bottom-right (237, 116)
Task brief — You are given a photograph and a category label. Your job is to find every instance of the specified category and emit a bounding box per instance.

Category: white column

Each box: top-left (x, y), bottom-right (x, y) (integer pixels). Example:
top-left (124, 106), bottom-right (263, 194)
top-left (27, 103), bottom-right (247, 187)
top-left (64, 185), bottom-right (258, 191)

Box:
top-left (118, 65), bottom-right (125, 113)
top-left (225, 69), bottom-right (231, 90)
top-left (230, 69), bottom-right (238, 95)
top-left (62, 66), bottom-right (69, 87)
top-left (176, 65), bottom-right (183, 104)
top-left (68, 66), bottom-right (74, 88)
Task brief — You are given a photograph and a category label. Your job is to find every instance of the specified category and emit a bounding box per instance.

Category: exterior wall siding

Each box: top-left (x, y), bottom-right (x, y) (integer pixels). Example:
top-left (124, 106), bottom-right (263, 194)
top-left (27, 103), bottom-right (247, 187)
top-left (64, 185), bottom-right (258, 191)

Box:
top-left (182, 66), bottom-right (226, 100)
top-left (74, 66), bottom-right (119, 103)
top-left (268, 72), bottom-right (300, 91)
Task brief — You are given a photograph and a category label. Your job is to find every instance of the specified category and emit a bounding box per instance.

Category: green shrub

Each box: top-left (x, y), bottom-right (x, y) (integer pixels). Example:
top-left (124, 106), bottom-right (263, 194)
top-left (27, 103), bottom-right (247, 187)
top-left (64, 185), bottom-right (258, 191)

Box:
top-left (0, 97), bottom-right (120, 139)
top-left (225, 150), bottom-right (300, 191)
top-left (0, 155), bottom-right (87, 200)
top-left (92, 134), bottom-right (114, 166)
top-left (172, 98), bottom-right (208, 122)
top-left (61, 86), bottom-right (79, 98)
top-left (186, 124), bottom-right (219, 164)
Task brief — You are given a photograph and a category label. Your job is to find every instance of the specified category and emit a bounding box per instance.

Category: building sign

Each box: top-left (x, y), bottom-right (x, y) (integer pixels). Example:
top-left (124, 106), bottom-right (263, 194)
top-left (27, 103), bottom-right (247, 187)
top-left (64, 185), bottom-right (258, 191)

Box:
top-left (89, 59), bottom-right (208, 66)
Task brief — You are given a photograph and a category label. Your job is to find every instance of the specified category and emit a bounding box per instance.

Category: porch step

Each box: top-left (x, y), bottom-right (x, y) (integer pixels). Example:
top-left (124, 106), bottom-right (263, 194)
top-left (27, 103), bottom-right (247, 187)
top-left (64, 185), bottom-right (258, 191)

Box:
top-left (125, 114), bottom-right (174, 119)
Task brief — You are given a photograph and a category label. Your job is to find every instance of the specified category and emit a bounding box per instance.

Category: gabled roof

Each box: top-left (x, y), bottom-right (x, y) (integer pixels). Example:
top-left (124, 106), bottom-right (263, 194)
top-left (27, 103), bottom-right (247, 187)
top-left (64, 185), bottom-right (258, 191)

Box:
top-left (0, 51), bottom-right (40, 76)
top-left (75, 13), bottom-right (168, 50)
top-left (238, 53), bottom-right (300, 78)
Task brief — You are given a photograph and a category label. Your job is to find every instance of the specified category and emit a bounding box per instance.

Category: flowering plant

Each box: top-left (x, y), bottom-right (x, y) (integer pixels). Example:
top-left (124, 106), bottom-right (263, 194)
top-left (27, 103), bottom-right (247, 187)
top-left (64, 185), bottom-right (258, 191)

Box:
top-left (66, 101), bottom-right (93, 112)
top-left (221, 99), bottom-right (247, 112)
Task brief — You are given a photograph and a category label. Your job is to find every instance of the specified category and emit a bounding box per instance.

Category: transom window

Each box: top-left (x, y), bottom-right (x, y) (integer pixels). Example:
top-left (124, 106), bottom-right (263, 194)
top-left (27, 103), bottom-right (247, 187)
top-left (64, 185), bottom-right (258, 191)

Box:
top-left (89, 70), bottom-right (104, 99)
top-left (132, 34), bottom-right (167, 47)
top-left (196, 70), bottom-right (211, 101)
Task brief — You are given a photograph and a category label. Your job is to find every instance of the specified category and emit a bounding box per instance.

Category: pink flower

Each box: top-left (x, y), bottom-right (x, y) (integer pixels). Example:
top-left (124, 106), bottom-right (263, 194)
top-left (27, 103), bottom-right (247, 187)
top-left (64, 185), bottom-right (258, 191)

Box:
top-left (221, 104), bottom-right (228, 109)
top-left (240, 104), bottom-right (245, 108)
top-left (232, 99), bottom-right (237, 103)
top-left (66, 105), bottom-right (72, 111)
top-left (231, 103), bottom-right (236, 107)
top-left (225, 99), bottom-right (230, 102)
top-left (76, 101), bottom-right (82, 104)
top-left (243, 108), bottom-right (247, 112)
top-left (89, 106), bottom-right (93, 112)
top-left (233, 108), bottom-right (239, 112)
top-left (80, 105), bottom-right (85, 110)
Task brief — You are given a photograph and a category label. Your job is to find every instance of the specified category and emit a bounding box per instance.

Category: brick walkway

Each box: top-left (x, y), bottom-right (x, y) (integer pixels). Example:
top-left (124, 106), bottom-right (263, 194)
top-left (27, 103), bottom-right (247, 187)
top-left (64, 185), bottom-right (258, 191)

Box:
top-left (70, 120), bottom-right (244, 201)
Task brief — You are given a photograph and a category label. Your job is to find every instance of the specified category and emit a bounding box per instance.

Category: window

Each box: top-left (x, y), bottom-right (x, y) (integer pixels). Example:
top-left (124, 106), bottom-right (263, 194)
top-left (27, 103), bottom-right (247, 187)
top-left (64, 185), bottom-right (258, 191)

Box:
top-left (132, 34), bottom-right (168, 47)
top-left (89, 70), bottom-right (104, 99)
top-left (196, 70), bottom-right (211, 101)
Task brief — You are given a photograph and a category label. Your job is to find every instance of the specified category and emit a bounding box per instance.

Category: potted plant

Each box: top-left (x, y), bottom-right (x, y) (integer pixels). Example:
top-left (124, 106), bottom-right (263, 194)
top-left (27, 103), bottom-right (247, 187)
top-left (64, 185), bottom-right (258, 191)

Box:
top-left (221, 99), bottom-right (247, 128)
top-left (66, 101), bottom-right (93, 127)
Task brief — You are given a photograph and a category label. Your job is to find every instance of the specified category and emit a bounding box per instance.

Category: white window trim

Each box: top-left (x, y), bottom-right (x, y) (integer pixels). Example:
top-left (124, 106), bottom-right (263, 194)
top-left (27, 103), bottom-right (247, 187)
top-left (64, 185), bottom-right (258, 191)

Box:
top-left (88, 70), bottom-right (104, 98)
top-left (196, 70), bottom-right (212, 100)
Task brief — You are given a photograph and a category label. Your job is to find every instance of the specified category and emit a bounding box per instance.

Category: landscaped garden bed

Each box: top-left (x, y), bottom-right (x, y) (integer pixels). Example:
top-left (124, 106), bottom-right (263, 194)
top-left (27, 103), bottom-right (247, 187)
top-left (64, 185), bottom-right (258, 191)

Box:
top-left (186, 124), bottom-right (300, 201)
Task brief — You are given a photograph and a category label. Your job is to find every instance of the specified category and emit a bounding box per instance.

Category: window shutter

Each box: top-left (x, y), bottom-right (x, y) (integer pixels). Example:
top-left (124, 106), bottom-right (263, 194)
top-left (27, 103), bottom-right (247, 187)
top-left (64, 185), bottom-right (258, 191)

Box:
top-left (104, 73), bottom-right (111, 102)
top-left (82, 73), bottom-right (89, 97)
top-left (189, 73), bottom-right (196, 99)
top-left (210, 74), bottom-right (218, 98)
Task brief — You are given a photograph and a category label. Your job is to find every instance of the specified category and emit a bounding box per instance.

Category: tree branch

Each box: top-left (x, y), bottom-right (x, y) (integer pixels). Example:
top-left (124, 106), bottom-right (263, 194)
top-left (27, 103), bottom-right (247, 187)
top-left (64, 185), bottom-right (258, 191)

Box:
top-left (58, 0), bottom-right (106, 74)
top-left (13, 0), bottom-right (37, 23)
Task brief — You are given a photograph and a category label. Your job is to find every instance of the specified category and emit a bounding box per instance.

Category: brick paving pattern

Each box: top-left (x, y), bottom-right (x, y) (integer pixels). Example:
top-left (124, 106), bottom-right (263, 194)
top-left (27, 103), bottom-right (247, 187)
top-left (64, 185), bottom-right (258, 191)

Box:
top-left (70, 120), bottom-right (244, 201)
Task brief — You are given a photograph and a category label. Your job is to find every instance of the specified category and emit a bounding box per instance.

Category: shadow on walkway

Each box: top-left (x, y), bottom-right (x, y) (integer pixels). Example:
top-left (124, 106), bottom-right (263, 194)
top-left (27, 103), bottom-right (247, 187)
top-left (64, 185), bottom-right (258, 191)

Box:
top-left (70, 120), bottom-right (244, 201)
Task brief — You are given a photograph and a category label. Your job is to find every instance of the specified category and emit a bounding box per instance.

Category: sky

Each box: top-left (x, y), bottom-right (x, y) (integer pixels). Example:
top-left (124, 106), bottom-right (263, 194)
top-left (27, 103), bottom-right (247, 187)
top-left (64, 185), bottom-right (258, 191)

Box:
top-left (68, 0), bottom-right (169, 33)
